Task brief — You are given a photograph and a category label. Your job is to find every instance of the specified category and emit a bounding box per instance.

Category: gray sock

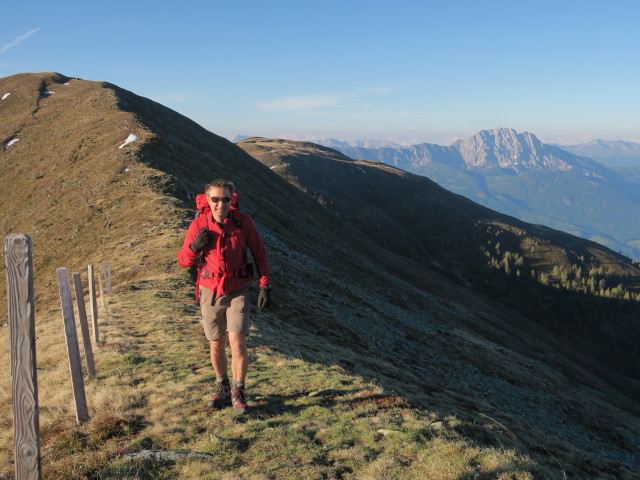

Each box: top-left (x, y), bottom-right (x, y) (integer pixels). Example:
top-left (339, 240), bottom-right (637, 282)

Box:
top-left (216, 374), bottom-right (229, 384)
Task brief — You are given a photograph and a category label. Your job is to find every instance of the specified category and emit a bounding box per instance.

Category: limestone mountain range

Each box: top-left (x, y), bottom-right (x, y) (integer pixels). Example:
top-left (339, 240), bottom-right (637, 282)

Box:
top-left (315, 128), bottom-right (640, 260)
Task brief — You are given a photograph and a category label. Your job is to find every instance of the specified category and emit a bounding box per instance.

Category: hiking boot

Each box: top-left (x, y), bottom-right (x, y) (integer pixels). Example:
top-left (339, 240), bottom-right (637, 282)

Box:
top-left (231, 385), bottom-right (249, 414)
top-left (207, 380), bottom-right (231, 409)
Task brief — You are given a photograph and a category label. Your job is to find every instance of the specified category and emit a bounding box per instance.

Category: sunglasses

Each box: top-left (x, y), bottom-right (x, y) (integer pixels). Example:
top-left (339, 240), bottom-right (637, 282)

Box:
top-left (208, 196), bottom-right (231, 204)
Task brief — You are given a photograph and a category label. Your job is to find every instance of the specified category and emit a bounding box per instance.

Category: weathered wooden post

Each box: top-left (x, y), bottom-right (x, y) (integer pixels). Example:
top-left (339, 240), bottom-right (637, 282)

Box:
top-left (56, 268), bottom-right (89, 424)
top-left (87, 264), bottom-right (99, 343)
top-left (103, 261), bottom-right (111, 296)
top-left (4, 234), bottom-right (41, 480)
top-left (72, 272), bottom-right (96, 379)
top-left (97, 267), bottom-right (106, 308)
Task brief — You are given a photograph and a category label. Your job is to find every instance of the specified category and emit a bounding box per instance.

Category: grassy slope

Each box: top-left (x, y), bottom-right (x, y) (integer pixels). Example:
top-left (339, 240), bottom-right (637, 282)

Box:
top-left (1, 73), bottom-right (639, 479)
top-left (7, 279), bottom-right (535, 479)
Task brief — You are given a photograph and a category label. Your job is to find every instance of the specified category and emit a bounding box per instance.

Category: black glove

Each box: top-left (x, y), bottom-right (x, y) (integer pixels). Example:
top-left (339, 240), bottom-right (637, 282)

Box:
top-left (190, 227), bottom-right (213, 253)
top-left (258, 285), bottom-right (271, 309)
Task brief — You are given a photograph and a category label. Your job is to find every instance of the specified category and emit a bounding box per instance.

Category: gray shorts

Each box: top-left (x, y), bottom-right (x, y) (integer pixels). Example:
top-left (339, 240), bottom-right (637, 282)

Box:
top-left (199, 286), bottom-right (250, 341)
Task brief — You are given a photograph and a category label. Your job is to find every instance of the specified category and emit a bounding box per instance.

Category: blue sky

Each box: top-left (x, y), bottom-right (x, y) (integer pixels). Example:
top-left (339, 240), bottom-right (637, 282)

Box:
top-left (1, 0), bottom-right (639, 145)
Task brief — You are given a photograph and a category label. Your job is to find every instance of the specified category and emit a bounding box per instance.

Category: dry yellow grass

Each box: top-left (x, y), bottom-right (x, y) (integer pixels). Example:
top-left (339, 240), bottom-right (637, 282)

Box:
top-left (1, 276), bottom-right (539, 479)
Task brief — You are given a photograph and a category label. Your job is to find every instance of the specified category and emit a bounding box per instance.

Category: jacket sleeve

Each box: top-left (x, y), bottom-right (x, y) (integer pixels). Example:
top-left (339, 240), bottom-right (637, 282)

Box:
top-left (177, 218), bottom-right (201, 268)
top-left (245, 216), bottom-right (270, 287)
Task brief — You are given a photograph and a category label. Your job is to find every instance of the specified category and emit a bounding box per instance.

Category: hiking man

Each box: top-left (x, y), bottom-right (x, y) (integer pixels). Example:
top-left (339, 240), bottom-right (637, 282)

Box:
top-left (178, 179), bottom-right (271, 414)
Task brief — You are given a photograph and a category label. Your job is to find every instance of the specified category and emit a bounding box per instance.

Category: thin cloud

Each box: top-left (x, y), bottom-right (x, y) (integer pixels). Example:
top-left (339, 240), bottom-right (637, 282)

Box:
top-left (0, 28), bottom-right (42, 55)
top-left (258, 93), bottom-right (346, 112)
top-left (357, 87), bottom-right (392, 94)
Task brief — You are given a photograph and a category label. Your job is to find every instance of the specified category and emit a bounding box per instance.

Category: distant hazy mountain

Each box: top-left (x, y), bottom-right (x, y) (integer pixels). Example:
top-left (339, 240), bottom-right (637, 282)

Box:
top-left (455, 128), bottom-right (607, 173)
top-left (314, 137), bottom-right (405, 149)
top-left (321, 128), bottom-right (640, 261)
top-left (231, 135), bottom-right (404, 150)
top-left (324, 128), bottom-right (605, 174)
top-left (558, 139), bottom-right (640, 167)
top-left (230, 134), bottom-right (252, 143)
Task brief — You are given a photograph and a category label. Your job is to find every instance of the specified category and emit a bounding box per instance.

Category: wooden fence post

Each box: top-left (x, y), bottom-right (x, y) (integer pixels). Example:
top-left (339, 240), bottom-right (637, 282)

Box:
top-left (56, 268), bottom-right (89, 424)
top-left (103, 261), bottom-right (111, 296)
top-left (72, 273), bottom-right (96, 379)
top-left (97, 268), bottom-right (106, 308)
top-left (4, 234), bottom-right (41, 480)
top-left (87, 264), bottom-right (99, 343)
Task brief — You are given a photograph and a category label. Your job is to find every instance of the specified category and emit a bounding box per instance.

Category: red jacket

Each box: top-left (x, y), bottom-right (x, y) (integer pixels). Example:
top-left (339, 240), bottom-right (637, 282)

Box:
top-left (177, 204), bottom-right (270, 298)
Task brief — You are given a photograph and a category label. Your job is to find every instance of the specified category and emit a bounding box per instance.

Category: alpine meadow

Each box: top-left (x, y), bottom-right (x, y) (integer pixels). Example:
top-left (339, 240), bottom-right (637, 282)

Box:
top-left (1, 72), bottom-right (640, 479)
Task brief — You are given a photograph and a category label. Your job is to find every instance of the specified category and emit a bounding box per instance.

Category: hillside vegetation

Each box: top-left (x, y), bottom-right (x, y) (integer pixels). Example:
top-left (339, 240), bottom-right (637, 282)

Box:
top-left (1, 73), bottom-right (640, 479)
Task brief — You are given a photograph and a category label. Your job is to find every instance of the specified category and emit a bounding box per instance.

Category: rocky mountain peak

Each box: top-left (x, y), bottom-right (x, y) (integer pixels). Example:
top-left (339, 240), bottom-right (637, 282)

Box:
top-left (455, 127), bottom-right (574, 173)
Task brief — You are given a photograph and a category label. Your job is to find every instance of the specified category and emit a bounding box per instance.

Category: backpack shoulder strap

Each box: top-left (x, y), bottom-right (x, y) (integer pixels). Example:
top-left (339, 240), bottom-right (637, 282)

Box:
top-left (193, 194), bottom-right (211, 303)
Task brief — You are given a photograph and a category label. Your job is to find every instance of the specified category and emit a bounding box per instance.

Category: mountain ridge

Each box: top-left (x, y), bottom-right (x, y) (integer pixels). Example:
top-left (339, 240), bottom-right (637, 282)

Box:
top-left (2, 72), bottom-right (640, 478)
top-left (559, 139), bottom-right (640, 167)
top-left (313, 127), bottom-right (608, 174)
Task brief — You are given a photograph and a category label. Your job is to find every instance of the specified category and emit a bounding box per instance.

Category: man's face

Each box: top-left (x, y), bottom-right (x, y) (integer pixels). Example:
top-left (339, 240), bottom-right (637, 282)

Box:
top-left (207, 186), bottom-right (232, 223)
